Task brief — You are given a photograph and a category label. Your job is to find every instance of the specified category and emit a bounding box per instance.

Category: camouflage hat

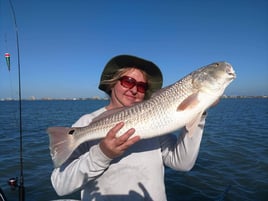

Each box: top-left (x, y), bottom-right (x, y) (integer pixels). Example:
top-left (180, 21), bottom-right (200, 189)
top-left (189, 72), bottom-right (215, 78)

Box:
top-left (98, 55), bottom-right (163, 99)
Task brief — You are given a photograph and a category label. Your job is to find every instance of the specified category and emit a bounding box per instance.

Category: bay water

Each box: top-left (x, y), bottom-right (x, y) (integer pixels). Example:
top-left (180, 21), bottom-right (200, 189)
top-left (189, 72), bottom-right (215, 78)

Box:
top-left (0, 98), bottom-right (267, 201)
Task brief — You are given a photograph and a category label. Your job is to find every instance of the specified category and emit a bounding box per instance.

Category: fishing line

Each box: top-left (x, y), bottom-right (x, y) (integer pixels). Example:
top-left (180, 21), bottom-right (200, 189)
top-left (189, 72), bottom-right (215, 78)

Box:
top-left (7, 72), bottom-right (15, 100)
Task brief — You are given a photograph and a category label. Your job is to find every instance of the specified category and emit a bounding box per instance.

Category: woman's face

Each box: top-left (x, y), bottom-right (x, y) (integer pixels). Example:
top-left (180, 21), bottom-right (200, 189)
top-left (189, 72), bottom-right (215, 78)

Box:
top-left (109, 68), bottom-right (147, 109)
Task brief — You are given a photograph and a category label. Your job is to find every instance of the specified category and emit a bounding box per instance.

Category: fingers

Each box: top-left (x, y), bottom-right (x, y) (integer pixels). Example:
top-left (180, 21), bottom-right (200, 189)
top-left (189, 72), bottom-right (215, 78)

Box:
top-left (115, 127), bottom-right (135, 145)
top-left (99, 122), bottom-right (140, 159)
top-left (106, 122), bottom-right (125, 140)
top-left (118, 135), bottom-right (140, 151)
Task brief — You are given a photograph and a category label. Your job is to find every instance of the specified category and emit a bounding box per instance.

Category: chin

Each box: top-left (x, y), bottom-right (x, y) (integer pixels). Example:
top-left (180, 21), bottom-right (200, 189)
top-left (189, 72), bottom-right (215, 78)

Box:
top-left (123, 99), bottom-right (136, 107)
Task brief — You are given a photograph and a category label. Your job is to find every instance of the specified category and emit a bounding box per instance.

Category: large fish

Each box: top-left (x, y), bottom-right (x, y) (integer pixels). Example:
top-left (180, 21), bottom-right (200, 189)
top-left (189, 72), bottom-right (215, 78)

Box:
top-left (48, 62), bottom-right (236, 167)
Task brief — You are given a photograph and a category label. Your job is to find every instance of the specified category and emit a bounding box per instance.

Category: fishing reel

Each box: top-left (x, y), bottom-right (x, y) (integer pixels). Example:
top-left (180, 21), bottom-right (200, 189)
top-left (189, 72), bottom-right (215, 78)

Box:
top-left (8, 177), bottom-right (18, 190)
top-left (0, 178), bottom-right (24, 201)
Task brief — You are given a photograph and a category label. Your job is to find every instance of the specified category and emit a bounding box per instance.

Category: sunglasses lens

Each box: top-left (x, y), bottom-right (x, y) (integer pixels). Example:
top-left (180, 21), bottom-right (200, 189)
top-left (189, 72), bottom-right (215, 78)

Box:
top-left (120, 76), bottom-right (136, 88)
top-left (119, 76), bottom-right (148, 93)
top-left (136, 83), bottom-right (147, 93)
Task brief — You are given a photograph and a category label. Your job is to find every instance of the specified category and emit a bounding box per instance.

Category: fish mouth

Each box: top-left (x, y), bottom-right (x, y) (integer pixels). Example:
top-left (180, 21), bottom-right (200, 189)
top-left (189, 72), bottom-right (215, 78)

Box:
top-left (228, 71), bottom-right (236, 78)
top-left (225, 63), bottom-right (236, 79)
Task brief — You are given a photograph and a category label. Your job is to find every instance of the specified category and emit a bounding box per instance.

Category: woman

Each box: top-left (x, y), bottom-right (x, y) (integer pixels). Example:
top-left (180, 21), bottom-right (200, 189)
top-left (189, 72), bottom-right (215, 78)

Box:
top-left (51, 55), bottom-right (207, 201)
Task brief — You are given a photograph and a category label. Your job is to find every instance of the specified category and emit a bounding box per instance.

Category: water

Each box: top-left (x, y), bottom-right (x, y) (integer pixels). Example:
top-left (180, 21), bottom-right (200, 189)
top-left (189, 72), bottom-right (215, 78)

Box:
top-left (0, 99), bottom-right (267, 201)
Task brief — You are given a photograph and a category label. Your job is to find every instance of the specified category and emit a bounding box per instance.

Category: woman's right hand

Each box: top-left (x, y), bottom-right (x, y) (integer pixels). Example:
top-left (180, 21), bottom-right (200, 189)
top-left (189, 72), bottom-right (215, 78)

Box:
top-left (99, 122), bottom-right (140, 159)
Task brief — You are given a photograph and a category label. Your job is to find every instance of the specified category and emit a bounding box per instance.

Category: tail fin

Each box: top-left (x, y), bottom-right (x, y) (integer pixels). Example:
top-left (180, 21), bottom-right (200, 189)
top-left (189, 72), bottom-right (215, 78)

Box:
top-left (47, 127), bottom-right (75, 168)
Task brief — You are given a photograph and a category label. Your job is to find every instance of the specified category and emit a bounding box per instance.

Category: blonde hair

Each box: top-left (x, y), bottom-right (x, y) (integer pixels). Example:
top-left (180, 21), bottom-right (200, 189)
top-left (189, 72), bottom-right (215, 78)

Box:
top-left (100, 67), bottom-right (152, 98)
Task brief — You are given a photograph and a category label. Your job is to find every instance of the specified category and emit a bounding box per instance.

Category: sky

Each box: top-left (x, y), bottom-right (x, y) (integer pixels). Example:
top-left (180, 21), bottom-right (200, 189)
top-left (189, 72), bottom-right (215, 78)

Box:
top-left (0, 0), bottom-right (267, 99)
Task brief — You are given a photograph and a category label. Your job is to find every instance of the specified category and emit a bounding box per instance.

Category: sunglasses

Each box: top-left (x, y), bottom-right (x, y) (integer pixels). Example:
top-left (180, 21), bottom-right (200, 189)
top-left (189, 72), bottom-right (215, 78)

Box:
top-left (119, 76), bottom-right (148, 93)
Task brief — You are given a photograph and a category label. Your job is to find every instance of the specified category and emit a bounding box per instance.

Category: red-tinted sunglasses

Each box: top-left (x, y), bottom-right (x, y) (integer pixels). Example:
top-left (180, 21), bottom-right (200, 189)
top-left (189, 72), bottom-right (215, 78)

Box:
top-left (119, 76), bottom-right (148, 93)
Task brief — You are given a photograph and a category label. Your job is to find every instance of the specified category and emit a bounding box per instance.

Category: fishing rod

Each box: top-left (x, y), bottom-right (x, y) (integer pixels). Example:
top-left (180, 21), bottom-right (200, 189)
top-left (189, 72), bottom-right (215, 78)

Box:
top-left (4, 0), bottom-right (25, 200)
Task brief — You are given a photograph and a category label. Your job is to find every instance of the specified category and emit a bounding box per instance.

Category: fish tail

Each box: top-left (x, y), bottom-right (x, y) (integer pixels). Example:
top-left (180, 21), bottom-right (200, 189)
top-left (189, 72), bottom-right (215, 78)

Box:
top-left (47, 126), bottom-right (75, 168)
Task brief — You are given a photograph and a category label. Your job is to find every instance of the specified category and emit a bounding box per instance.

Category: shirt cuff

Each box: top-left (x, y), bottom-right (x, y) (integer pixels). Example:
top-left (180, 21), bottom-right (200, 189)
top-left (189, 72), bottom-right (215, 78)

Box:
top-left (91, 144), bottom-right (113, 165)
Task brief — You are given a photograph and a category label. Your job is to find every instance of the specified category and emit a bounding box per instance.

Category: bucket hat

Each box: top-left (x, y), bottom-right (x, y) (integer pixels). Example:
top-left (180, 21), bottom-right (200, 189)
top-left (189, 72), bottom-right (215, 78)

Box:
top-left (99, 55), bottom-right (163, 99)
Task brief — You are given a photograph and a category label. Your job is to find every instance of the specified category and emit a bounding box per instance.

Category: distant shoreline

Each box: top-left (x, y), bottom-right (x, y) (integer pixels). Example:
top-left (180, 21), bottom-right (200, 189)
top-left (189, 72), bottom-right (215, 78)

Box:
top-left (1, 96), bottom-right (267, 101)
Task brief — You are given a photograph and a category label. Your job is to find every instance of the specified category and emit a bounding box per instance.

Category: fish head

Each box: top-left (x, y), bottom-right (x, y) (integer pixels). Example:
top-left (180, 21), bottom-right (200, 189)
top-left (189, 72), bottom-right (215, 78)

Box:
top-left (192, 62), bottom-right (236, 96)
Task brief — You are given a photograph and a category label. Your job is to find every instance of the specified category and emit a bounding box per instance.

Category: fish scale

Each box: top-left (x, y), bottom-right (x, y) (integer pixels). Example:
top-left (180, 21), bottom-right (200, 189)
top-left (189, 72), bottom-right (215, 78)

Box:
top-left (48, 62), bottom-right (236, 167)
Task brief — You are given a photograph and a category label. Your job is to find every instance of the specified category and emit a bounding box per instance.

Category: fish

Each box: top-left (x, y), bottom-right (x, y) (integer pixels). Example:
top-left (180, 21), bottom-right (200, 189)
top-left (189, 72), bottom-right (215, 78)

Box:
top-left (47, 62), bottom-right (236, 168)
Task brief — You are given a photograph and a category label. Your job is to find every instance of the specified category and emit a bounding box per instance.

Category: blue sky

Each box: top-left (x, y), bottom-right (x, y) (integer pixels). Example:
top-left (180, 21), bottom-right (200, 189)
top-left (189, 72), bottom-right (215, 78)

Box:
top-left (0, 0), bottom-right (267, 99)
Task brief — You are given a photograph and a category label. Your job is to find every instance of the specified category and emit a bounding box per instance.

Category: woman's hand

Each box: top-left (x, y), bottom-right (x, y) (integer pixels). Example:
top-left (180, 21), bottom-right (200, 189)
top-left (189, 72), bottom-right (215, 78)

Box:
top-left (99, 122), bottom-right (140, 159)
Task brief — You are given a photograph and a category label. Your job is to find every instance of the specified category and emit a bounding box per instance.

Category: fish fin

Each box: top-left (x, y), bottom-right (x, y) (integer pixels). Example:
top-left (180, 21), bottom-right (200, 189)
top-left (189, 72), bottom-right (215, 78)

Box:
top-left (185, 112), bottom-right (203, 137)
top-left (177, 93), bottom-right (200, 111)
top-left (47, 127), bottom-right (76, 168)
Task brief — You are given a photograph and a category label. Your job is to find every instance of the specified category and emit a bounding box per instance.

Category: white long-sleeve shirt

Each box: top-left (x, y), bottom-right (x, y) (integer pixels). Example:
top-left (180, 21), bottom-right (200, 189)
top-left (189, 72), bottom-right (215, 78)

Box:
top-left (51, 107), bottom-right (206, 201)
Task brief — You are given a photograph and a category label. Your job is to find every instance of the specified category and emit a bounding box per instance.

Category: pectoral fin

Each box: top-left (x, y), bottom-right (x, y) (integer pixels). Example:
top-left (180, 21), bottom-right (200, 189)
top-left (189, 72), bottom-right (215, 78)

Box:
top-left (177, 93), bottom-right (200, 111)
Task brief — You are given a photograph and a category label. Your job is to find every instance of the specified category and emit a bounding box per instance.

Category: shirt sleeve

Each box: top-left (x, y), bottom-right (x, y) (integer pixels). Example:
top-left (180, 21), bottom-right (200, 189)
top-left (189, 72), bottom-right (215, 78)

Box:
top-left (160, 113), bottom-right (207, 171)
top-left (51, 143), bottom-right (112, 196)
top-left (50, 107), bottom-right (112, 196)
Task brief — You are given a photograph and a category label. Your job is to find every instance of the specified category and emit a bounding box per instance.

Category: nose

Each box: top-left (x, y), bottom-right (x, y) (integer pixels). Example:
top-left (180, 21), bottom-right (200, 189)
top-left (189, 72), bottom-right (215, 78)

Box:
top-left (130, 85), bottom-right (138, 95)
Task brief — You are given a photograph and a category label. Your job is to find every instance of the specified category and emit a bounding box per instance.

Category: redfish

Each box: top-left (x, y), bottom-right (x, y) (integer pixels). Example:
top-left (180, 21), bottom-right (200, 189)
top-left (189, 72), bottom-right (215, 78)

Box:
top-left (48, 62), bottom-right (236, 168)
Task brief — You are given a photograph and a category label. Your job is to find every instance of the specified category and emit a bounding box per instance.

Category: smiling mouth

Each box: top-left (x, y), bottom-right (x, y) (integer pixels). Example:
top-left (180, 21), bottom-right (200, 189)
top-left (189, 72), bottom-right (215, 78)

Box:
top-left (125, 95), bottom-right (136, 100)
